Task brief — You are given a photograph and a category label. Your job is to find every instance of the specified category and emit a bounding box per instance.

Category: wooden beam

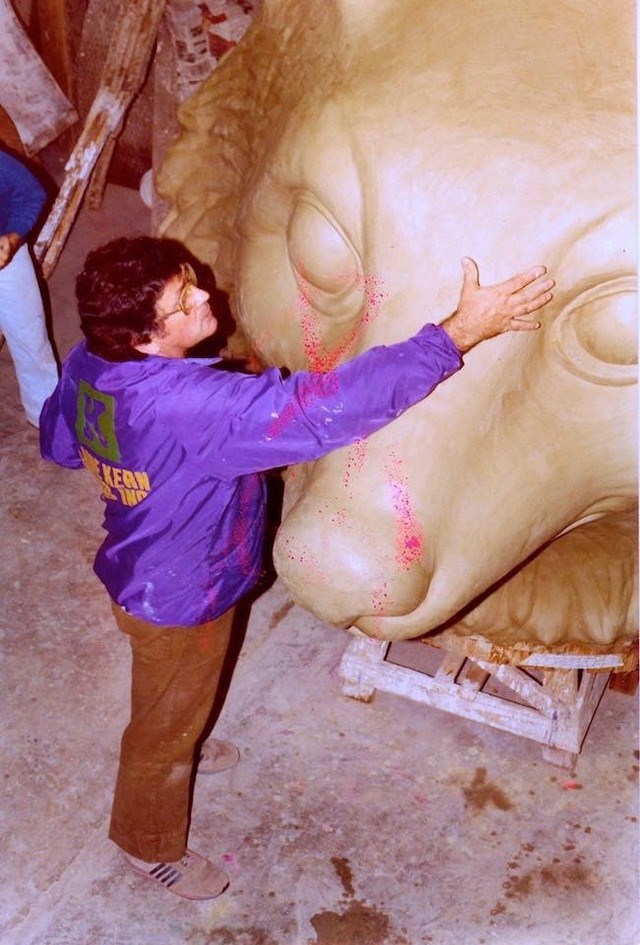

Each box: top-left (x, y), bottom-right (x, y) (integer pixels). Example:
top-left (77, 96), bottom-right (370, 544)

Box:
top-left (33, 0), bottom-right (165, 277)
top-left (0, 0), bottom-right (77, 154)
top-left (30, 0), bottom-right (83, 102)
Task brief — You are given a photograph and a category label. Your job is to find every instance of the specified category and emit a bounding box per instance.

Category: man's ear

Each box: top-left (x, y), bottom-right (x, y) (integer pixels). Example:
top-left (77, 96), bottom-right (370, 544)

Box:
top-left (134, 336), bottom-right (162, 355)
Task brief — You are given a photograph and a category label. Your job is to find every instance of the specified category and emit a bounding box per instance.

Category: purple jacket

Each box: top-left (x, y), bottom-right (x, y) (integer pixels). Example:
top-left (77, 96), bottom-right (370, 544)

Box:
top-left (39, 325), bottom-right (461, 626)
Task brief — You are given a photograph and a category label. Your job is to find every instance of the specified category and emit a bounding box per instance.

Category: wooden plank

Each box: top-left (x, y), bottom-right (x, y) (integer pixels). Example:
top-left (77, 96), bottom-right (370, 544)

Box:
top-left (31, 0), bottom-right (79, 101)
top-left (86, 135), bottom-right (117, 210)
top-left (475, 660), bottom-right (555, 714)
top-left (434, 650), bottom-right (466, 681)
top-left (0, 104), bottom-right (25, 152)
top-left (609, 670), bottom-right (639, 695)
top-left (542, 745), bottom-right (578, 770)
top-left (542, 668), bottom-right (578, 707)
top-left (0, 0), bottom-right (77, 154)
top-left (339, 636), bottom-right (389, 701)
top-left (523, 651), bottom-right (624, 670)
top-left (150, 12), bottom-right (179, 232)
top-left (459, 661), bottom-right (490, 694)
top-left (576, 671), bottom-right (609, 726)
top-left (33, 0), bottom-right (165, 276)
top-left (432, 627), bottom-right (637, 673)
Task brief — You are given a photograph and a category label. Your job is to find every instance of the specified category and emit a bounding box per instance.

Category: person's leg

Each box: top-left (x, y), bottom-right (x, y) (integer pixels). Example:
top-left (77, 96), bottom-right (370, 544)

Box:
top-left (108, 603), bottom-right (235, 863)
top-left (0, 244), bottom-right (58, 426)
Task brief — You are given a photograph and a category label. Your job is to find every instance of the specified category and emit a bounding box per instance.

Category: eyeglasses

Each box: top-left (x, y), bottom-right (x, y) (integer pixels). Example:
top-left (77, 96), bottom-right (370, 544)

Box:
top-left (162, 263), bottom-right (198, 318)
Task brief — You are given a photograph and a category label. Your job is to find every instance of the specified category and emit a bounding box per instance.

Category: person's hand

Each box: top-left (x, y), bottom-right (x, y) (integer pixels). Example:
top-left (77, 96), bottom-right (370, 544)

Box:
top-left (441, 257), bottom-right (555, 353)
top-left (0, 233), bottom-right (21, 269)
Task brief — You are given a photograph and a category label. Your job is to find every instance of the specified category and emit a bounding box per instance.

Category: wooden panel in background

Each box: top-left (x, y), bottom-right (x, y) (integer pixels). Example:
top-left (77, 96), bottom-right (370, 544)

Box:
top-left (30, 0), bottom-right (87, 103)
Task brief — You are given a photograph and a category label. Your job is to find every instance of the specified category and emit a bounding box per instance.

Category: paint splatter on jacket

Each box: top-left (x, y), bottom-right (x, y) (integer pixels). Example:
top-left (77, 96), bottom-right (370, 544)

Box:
top-left (39, 325), bottom-right (461, 625)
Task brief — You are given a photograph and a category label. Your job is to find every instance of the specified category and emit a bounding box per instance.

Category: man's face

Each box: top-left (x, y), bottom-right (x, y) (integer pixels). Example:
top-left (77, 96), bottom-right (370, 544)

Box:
top-left (153, 265), bottom-right (218, 357)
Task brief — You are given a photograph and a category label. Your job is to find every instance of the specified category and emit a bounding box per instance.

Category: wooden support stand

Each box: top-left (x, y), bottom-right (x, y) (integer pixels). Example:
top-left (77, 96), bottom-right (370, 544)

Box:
top-left (339, 631), bottom-right (634, 769)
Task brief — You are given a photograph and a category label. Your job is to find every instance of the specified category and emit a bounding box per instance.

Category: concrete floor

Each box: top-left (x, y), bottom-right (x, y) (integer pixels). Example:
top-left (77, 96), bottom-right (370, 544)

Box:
top-left (1, 179), bottom-right (639, 945)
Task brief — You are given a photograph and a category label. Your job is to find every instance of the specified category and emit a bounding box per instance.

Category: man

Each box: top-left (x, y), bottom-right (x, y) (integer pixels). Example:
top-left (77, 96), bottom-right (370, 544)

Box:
top-left (40, 235), bottom-right (553, 900)
top-left (0, 147), bottom-right (58, 426)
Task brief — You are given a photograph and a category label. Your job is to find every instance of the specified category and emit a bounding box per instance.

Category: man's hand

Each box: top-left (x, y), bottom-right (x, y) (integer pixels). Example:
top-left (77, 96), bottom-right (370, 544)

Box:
top-left (441, 257), bottom-right (555, 353)
top-left (0, 233), bottom-right (21, 270)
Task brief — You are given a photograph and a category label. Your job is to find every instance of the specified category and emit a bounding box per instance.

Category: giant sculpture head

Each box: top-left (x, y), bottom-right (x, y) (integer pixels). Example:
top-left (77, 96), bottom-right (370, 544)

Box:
top-left (158, 0), bottom-right (637, 648)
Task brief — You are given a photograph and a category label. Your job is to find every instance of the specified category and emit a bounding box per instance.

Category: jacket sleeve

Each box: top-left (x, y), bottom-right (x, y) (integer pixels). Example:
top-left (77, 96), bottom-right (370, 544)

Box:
top-left (0, 151), bottom-right (47, 237)
top-left (39, 379), bottom-right (83, 469)
top-left (170, 323), bottom-right (462, 478)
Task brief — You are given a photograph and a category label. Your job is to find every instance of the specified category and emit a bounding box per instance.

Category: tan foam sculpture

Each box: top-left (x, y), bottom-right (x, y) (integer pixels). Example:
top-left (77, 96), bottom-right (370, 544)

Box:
top-left (158, 0), bottom-right (637, 663)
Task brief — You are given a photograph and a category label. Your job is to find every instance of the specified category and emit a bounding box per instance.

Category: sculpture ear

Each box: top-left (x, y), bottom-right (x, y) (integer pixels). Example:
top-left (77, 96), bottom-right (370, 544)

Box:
top-left (157, 0), bottom-right (339, 302)
top-left (261, 0), bottom-right (392, 30)
top-left (548, 276), bottom-right (637, 386)
top-left (156, 17), bottom-right (273, 295)
top-left (261, 0), bottom-right (373, 12)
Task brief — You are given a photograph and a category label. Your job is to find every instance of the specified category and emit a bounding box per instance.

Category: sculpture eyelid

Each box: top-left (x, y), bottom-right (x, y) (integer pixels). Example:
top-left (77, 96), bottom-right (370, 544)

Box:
top-left (287, 195), bottom-right (365, 308)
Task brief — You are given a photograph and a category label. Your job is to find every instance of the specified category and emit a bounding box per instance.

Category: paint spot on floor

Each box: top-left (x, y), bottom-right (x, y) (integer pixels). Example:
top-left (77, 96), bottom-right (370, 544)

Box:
top-left (268, 599), bottom-right (295, 630)
top-left (307, 856), bottom-right (409, 945)
top-left (490, 836), bottom-right (602, 925)
top-left (332, 855), bottom-right (355, 899)
top-left (462, 767), bottom-right (513, 812)
top-left (188, 927), bottom-right (279, 945)
top-left (504, 857), bottom-right (598, 901)
top-left (309, 901), bottom-right (394, 945)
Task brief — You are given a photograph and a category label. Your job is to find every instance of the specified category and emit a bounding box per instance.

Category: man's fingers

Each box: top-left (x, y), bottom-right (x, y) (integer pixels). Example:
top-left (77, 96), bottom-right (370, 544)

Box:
top-left (499, 265), bottom-right (548, 295)
top-left (513, 278), bottom-right (555, 303)
top-left (518, 276), bottom-right (555, 296)
top-left (511, 289), bottom-right (555, 317)
top-left (510, 316), bottom-right (541, 331)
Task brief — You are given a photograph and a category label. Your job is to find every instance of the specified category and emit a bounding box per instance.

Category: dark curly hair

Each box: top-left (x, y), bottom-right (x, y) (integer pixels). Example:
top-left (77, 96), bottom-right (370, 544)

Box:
top-left (76, 236), bottom-right (192, 361)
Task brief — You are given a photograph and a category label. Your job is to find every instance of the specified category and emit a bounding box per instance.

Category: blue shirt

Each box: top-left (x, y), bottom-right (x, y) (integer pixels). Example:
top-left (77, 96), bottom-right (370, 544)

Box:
top-left (0, 149), bottom-right (46, 237)
top-left (39, 325), bottom-right (461, 625)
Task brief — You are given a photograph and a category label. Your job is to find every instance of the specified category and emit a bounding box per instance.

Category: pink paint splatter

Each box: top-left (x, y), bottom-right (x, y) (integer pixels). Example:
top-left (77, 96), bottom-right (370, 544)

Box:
top-left (368, 581), bottom-right (391, 636)
top-left (362, 273), bottom-right (388, 324)
top-left (343, 438), bottom-right (368, 496)
top-left (384, 452), bottom-right (423, 570)
top-left (296, 272), bottom-right (387, 373)
top-left (228, 478), bottom-right (262, 575)
top-left (330, 509), bottom-right (348, 527)
top-left (280, 534), bottom-right (323, 579)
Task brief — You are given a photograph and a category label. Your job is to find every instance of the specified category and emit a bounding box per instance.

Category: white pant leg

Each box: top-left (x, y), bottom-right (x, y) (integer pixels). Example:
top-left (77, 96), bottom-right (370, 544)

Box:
top-left (0, 244), bottom-right (59, 426)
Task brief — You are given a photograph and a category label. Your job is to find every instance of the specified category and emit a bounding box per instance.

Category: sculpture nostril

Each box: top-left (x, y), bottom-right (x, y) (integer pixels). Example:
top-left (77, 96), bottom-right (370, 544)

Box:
top-left (273, 504), bottom-right (430, 629)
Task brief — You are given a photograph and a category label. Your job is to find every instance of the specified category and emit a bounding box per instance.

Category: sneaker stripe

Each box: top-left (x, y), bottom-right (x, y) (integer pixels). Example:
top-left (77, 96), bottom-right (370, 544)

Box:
top-left (151, 864), bottom-right (181, 885)
top-left (127, 850), bottom-right (228, 899)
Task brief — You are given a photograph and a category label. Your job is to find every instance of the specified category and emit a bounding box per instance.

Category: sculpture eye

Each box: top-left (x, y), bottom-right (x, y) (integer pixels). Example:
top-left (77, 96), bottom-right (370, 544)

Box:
top-left (550, 277), bottom-right (637, 386)
top-left (287, 198), bottom-right (365, 320)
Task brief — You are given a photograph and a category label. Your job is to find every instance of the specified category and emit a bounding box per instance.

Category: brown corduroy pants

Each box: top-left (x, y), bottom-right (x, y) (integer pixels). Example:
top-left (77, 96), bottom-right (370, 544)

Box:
top-left (108, 601), bottom-right (234, 862)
